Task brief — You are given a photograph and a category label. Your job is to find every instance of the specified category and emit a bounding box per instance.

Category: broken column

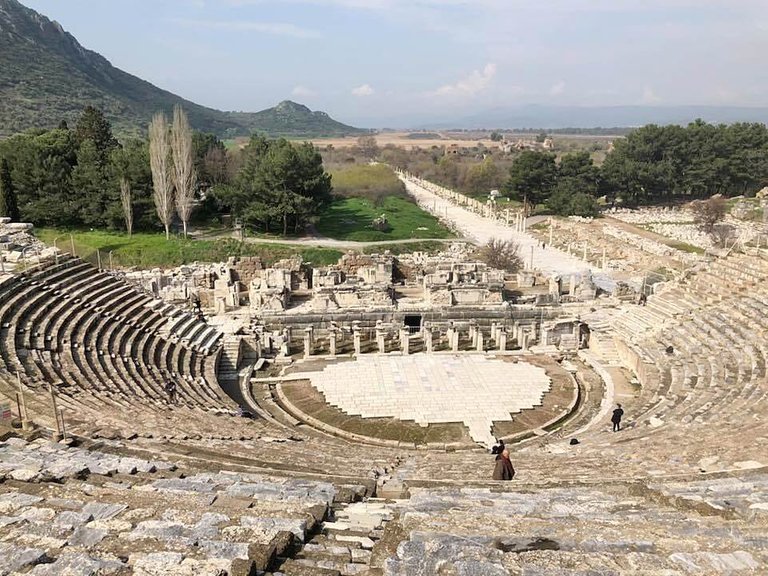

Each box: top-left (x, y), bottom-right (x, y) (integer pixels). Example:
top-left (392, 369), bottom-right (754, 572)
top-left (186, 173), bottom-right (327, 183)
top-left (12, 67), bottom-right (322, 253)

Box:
top-left (329, 327), bottom-right (338, 357)
top-left (400, 328), bottom-right (410, 355)
top-left (376, 325), bottom-right (386, 354)
top-left (353, 326), bottom-right (362, 355)
top-left (424, 328), bottom-right (434, 353)
top-left (476, 330), bottom-right (484, 352)
top-left (303, 327), bottom-right (313, 358)
top-left (498, 328), bottom-right (507, 352)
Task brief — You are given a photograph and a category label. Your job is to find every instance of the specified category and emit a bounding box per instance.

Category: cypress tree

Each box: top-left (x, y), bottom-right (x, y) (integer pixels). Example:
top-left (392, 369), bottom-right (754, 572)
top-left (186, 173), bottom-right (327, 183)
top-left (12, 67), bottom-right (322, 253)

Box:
top-left (0, 158), bottom-right (20, 221)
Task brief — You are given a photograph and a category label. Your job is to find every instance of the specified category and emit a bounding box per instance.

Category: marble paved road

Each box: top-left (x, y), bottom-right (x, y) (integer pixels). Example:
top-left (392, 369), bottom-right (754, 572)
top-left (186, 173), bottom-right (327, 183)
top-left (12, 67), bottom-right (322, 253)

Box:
top-left (401, 175), bottom-right (597, 278)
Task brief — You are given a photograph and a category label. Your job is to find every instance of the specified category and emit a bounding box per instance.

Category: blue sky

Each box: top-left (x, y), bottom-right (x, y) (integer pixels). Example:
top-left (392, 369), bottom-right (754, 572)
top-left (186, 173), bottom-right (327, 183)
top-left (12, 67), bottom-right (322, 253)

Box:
top-left (21, 0), bottom-right (768, 126)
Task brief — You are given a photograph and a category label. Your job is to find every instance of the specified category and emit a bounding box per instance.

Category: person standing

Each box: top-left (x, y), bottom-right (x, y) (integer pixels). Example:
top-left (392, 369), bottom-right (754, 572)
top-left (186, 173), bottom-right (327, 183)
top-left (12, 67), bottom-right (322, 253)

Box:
top-left (492, 448), bottom-right (516, 480)
top-left (612, 403), bottom-right (624, 432)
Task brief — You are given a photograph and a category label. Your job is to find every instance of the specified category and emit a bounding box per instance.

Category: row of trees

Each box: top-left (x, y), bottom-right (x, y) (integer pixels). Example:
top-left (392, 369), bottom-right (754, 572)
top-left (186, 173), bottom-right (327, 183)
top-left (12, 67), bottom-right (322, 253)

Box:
top-left (0, 106), bottom-right (332, 236)
top-left (384, 121), bottom-right (768, 217)
top-left (506, 150), bottom-right (601, 216)
top-left (601, 120), bottom-right (768, 204)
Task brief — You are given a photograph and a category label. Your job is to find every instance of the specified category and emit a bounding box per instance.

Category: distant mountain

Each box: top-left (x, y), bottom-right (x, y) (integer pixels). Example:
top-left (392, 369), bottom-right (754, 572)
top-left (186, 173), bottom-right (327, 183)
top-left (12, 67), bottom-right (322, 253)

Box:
top-left (234, 101), bottom-right (366, 138)
top-left (0, 0), bottom-right (363, 138)
top-left (418, 105), bottom-right (768, 131)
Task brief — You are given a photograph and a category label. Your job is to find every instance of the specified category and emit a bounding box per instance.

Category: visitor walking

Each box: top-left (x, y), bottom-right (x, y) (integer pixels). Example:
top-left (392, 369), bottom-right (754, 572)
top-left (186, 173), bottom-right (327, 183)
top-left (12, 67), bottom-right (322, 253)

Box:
top-left (165, 380), bottom-right (177, 405)
top-left (492, 448), bottom-right (515, 480)
top-left (612, 403), bottom-right (624, 432)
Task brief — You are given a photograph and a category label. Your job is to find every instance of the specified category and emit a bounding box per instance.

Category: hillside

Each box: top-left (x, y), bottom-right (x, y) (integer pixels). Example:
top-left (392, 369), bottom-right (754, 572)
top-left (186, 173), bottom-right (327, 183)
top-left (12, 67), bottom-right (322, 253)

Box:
top-left (232, 101), bottom-right (366, 138)
top-left (0, 0), bottom-right (363, 138)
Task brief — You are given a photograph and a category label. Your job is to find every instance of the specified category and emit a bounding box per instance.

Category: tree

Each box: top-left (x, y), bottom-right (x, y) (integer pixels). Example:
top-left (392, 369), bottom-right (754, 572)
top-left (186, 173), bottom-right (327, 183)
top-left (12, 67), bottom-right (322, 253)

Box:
top-left (193, 132), bottom-right (229, 187)
top-left (505, 151), bottom-right (557, 215)
top-left (148, 113), bottom-right (175, 239)
top-left (464, 157), bottom-right (501, 197)
top-left (109, 139), bottom-right (154, 231)
top-left (75, 106), bottom-right (118, 162)
top-left (170, 106), bottom-right (197, 237)
top-left (0, 158), bottom-right (20, 221)
top-left (558, 151), bottom-right (601, 196)
top-left (231, 136), bottom-right (332, 235)
top-left (356, 135), bottom-right (379, 160)
top-left (691, 197), bottom-right (727, 235)
top-left (476, 238), bottom-right (522, 273)
top-left (490, 131), bottom-right (503, 142)
top-left (72, 139), bottom-right (109, 226)
top-left (120, 177), bottom-right (133, 237)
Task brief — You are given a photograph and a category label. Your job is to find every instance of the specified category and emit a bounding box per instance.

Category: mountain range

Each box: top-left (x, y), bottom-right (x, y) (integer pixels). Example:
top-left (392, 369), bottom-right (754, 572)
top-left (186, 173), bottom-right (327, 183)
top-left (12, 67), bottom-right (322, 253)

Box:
top-left (0, 0), bottom-right (363, 138)
top-left (413, 105), bottom-right (768, 131)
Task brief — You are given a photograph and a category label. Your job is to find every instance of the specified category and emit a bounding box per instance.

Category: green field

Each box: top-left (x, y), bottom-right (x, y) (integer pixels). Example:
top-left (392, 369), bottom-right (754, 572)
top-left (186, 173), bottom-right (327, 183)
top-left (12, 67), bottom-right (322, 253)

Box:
top-left (316, 197), bottom-right (455, 242)
top-left (36, 229), bottom-right (342, 269)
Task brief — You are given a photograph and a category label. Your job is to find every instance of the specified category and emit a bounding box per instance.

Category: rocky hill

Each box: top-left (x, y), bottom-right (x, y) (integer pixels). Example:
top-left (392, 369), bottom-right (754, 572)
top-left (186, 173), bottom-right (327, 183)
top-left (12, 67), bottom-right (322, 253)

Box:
top-left (0, 0), bottom-right (363, 138)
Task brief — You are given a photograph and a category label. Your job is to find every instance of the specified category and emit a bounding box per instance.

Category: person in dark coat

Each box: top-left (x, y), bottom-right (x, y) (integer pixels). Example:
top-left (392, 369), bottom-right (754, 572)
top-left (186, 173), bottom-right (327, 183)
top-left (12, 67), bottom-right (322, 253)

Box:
top-left (611, 403), bottom-right (624, 432)
top-left (492, 448), bottom-right (515, 480)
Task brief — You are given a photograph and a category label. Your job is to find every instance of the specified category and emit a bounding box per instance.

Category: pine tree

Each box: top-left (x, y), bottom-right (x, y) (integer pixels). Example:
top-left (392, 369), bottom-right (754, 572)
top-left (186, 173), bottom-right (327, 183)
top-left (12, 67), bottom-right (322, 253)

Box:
top-left (75, 106), bottom-right (118, 162)
top-left (0, 158), bottom-right (20, 221)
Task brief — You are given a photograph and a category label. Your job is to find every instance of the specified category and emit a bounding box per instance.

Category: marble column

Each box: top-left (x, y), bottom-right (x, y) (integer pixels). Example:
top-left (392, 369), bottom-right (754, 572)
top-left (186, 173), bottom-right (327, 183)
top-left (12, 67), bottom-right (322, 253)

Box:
top-left (353, 327), bottom-right (362, 356)
top-left (424, 329), bottom-right (434, 353)
top-left (376, 329), bottom-right (386, 354)
top-left (329, 328), bottom-right (338, 357)
top-left (400, 328), bottom-right (410, 355)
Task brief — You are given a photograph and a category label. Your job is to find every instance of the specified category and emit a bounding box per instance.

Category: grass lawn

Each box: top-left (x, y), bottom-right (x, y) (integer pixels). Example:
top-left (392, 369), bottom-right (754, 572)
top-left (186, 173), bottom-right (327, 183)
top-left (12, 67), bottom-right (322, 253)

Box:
top-left (35, 229), bottom-right (342, 269)
top-left (315, 196), bottom-right (455, 242)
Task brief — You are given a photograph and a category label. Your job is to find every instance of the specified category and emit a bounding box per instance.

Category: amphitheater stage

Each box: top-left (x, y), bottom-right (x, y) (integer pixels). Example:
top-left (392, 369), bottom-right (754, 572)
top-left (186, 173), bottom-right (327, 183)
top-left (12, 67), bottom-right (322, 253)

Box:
top-left (272, 354), bottom-right (578, 449)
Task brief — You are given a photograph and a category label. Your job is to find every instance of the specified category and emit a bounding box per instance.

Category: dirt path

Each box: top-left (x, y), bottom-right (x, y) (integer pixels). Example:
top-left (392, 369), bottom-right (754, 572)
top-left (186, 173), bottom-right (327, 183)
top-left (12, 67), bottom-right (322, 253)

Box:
top-left (197, 229), bottom-right (470, 250)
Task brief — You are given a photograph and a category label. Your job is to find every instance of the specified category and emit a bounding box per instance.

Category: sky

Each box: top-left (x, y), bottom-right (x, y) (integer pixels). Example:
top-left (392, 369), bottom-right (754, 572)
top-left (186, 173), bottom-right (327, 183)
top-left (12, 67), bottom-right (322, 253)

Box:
top-left (20, 0), bottom-right (768, 127)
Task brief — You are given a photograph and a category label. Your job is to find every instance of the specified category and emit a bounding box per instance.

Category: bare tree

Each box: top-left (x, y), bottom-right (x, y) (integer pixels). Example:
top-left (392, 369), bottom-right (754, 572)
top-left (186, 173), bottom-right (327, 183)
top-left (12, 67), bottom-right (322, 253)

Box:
top-left (148, 112), bottom-right (174, 239)
top-left (691, 196), bottom-right (727, 235)
top-left (120, 177), bottom-right (133, 237)
top-left (356, 135), bottom-right (379, 161)
top-left (475, 237), bottom-right (522, 273)
top-left (171, 105), bottom-right (197, 237)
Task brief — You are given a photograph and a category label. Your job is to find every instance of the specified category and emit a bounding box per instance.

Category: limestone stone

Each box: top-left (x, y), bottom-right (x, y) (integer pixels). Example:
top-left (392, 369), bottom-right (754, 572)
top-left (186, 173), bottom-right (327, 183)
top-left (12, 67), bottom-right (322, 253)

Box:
top-left (81, 502), bottom-right (127, 521)
top-left (68, 526), bottom-right (108, 548)
top-left (0, 543), bottom-right (48, 574)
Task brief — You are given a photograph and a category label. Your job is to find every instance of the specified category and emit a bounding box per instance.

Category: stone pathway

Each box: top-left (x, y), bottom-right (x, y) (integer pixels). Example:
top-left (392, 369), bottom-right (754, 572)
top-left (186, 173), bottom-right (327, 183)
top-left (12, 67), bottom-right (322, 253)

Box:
top-left (298, 355), bottom-right (551, 447)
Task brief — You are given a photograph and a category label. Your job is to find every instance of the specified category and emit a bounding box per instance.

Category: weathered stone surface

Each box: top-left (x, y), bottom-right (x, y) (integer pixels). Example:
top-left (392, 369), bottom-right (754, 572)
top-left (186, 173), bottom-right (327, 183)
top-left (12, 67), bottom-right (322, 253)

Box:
top-left (27, 552), bottom-right (125, 576)
top-left (68, 526), bottom-right (108, 548)
top-left (384, 539), bottom-right (509, 576)
top-left (81, 502), bottom-right (127, 521)
top-left (669, 551), bottom-right (760, 573)
top-left (54, 511), bottom-right (94, 529)
top-left (131, 551), bottom-right (184, 575)
top-left (0, 542), bottom-right (48, 574)
top-left (199, 539), bottom-right (249, 560)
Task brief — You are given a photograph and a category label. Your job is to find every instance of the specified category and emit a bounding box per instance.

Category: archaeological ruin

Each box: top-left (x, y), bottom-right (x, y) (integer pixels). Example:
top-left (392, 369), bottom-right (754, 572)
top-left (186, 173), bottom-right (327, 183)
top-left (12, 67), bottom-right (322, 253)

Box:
top-left (1, 170), bottom-right (768, 576)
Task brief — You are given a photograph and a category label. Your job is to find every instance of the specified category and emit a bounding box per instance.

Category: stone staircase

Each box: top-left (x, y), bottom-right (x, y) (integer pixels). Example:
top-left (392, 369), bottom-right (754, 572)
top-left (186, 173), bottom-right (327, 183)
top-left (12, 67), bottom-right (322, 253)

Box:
top-left (279, 499), bottom-right (398, 575)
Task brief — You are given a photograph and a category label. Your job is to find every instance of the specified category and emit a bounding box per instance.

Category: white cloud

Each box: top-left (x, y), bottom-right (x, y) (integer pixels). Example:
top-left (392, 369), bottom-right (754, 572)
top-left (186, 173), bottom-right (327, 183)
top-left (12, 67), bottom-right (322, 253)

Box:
top-left (641, 85), bottom-right (662, 104)
top-left (352, 83), bottom-right (375, 96)
top-left (549, 81), bottom-right (566, 96)
top-left (432, 63), bottom-right (496, 98)
top-left (291, 85), bottom-right (316, 97)
top-left (173, 19), bottom-right (321, 39)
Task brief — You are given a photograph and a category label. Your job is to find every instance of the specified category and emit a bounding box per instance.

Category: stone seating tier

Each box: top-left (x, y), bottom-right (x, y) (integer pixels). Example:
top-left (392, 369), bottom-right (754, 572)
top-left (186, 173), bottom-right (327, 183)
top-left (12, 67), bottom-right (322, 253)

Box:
top-left (0, 258), bottom-right (231, 434)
